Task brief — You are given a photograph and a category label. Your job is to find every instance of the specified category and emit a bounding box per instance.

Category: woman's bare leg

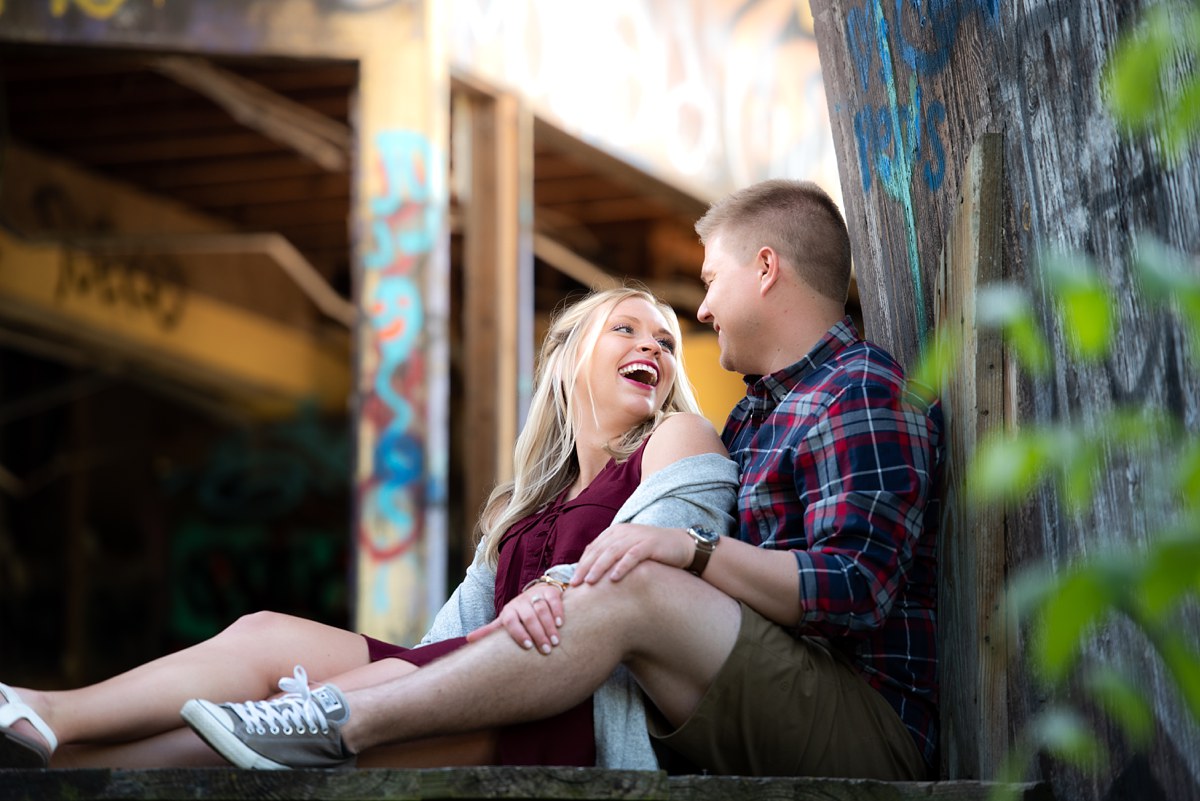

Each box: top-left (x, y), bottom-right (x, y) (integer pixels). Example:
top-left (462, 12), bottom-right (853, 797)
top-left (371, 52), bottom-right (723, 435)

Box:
top-left (44, 655), bottom-right (496, 768)
top-left (56, 728), bottom-right (499, 769)
top-left (7, 611), bottom-right (372, 756)
top-left (52, 728), bottom-right (229, 768)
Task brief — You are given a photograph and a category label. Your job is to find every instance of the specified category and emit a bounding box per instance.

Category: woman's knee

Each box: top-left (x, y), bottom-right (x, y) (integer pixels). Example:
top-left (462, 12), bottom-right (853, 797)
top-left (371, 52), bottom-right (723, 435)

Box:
top-left (216, 610), bottom-right (295, 645)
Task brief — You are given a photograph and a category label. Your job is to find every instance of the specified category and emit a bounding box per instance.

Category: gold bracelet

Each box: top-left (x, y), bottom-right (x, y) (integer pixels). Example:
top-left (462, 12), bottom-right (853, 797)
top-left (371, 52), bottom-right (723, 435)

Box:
top-left (522, 575), bottom-right (568, 593)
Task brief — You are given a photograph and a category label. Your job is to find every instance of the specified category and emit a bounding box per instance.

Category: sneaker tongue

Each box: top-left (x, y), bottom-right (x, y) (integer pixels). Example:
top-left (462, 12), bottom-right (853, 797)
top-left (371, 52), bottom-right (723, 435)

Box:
top-left (311, 686), bottom-right (348, 721)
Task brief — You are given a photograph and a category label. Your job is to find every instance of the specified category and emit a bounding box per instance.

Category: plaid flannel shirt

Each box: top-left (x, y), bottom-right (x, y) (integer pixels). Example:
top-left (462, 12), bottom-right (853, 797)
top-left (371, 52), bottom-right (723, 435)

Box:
top-left (722, 317), bottom-right (943, 767)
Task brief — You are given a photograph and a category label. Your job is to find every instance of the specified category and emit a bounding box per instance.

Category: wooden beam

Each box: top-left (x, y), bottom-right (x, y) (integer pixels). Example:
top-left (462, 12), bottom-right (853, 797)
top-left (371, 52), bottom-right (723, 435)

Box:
top-left (458, 87), bottom-right (528, 558)
top-left (534, 116), bottom-right (714, 218)
top-left (0, 229), bottom-right (351, 418)
top-left (149, 56), bottom-right (352, 173)
top-left (70, 232), bottom-right (356, 328)
top-left (533, 232), bottom-right (705, 314)
top-left (0, 766), bottom-right (1054, 800)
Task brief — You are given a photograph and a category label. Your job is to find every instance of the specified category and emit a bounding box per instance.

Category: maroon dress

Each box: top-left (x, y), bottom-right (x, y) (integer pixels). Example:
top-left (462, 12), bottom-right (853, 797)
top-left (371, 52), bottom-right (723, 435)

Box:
top-left (363, 439), bottom-right (648, 765)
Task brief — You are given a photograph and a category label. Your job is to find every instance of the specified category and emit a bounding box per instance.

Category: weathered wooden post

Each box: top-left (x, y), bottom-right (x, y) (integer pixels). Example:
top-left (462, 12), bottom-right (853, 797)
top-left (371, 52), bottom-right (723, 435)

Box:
top-left (811, 2), bottom-right (1200, 798)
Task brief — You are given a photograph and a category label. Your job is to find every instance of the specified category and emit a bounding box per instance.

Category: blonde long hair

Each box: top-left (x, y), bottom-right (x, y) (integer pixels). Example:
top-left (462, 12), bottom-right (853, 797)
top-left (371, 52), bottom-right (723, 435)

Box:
top-left (479, 286), bottom-right (702, 566)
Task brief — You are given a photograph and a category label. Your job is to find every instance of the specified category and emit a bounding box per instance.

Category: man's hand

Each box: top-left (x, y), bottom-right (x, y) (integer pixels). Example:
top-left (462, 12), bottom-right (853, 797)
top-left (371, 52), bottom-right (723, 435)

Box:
top-left (467, 584), bottom-right (564, 654)
top-left (572, 523), bottom-right (694, 585)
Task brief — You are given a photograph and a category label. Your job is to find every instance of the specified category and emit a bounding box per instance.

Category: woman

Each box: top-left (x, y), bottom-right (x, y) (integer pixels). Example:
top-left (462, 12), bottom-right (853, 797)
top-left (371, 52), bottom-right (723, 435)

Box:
top-left (0, 286), bottom-right (738, 769)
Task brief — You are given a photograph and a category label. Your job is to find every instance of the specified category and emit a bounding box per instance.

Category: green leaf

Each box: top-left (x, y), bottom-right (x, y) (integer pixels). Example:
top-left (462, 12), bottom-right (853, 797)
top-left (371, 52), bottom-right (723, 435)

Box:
top-left (1105, 8), bottom-right (1173, 130)
top-left (969, 431), bottom-right (1049, 504)
top-left (977, 283), bottom-right (1034, 326)
top-left (1156, 633), bottom-right (1200, 722)
top-left (1133, 235), bottom-right (1200, 350)
top-left (1044, 252), bottom-right (1114, 360)
top-left (1136, 530), bottom-right (1200, 618)
top-left (1107, 409), bottom-right (1174, 449)
top-left (1163, 73), bottom-right (1200, 160)
top-left (1031, 708), bottom-right (1108, 769)
top-left (1176, 441), bottom-right (1200, 510)
top-left (1007, 316), bottom-right (1054, 375)
top-left (1034, 566), bottom-right (1117, 682)
top-left (1057, 435), bottom-right (1102, 511)
top-left (1084, 668), bottom-right (1155, 748)
top-left (1007, 563), bottom-right (1058, 624)
top-left (1134, 235), bottom-right (1200, 301)
top-left (977, 284), bottom-right (1052, 375)
top-left (907, 325), bottom-right (959, 406)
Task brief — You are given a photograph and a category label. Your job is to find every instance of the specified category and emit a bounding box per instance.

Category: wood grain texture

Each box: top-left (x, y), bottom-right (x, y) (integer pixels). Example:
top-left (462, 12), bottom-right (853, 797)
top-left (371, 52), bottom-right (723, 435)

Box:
top-left (0, 768), bottom-right (1049, 801)
top-left (812, 1), bottom-right (1200, 798)
top-left (934, 133), bottom-right (1008, 781)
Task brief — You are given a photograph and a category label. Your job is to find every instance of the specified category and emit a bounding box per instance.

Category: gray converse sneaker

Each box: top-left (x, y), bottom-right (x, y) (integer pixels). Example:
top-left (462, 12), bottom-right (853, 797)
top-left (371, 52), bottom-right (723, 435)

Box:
top-left (180, 665), bottom-right (355, 770)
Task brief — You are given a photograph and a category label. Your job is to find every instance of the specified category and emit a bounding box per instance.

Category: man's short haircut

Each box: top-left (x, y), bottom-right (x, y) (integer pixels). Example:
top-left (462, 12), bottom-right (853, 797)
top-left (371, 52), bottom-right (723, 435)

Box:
top-left (694, 179), bottom-right (852, 303)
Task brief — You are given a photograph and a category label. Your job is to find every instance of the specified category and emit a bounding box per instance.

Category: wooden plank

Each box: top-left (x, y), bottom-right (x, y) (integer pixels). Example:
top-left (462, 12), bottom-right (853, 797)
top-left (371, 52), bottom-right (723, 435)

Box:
top-left (1, 141), bottom-right (343, 328)
top-left (533, 118), bottom-right (715, 217)
top-left (150, 56), bottom-right (352, 173)
top-left (934, 134), bottom-right (1008, 780)
top-left (0, 230), bottom-right (351, 417)
top-left (668, 777), bottom-right (1052, 801)
top-left (458, 87), bottom-right (527, 558)
top-left (60, 131), bottom-right (287, 166)
top-left (537, 198), bottom-right (681, 226)
top-left (174, 174), bottom-right (350, 208)
top-left (0, 769), bottom-right (1050, 801)
top-left (121, 154), bottom-right (327, 189)
top-left (533, 233), bottom-right (704, 314)
top-left (13, 96), bottom-right (351, 142)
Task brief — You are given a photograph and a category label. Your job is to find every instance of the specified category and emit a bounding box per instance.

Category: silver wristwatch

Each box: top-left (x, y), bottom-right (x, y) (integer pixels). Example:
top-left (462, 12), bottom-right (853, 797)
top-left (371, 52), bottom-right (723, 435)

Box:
top-left (685, 526), bottom-right (719, 576)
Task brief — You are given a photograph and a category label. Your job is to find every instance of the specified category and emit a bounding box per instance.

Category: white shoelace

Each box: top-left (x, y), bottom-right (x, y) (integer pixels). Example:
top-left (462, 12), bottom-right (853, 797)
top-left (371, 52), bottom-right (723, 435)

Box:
top-left (225, 665), bottom-right (328, 736)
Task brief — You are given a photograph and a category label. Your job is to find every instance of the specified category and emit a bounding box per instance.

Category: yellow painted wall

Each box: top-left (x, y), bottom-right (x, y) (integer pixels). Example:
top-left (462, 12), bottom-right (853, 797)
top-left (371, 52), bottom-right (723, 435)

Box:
top-left (683, 329), bottom-right (746, 434)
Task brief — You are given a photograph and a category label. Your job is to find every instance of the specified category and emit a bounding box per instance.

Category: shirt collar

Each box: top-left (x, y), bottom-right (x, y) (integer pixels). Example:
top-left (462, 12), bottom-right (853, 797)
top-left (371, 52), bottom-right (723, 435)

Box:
top-left (741, 316), bottom-right (859, 414)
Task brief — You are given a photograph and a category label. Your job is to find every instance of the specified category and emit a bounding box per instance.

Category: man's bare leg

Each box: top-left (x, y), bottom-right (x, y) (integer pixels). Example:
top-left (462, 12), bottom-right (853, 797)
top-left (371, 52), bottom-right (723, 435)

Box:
top-left (338, 563), bottom-right (741, 755)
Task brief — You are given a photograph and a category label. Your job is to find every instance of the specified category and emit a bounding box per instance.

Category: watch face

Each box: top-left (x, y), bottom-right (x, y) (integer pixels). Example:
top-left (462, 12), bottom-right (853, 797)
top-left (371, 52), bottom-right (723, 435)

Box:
top-left (690, 526), bottom-right (718, 544)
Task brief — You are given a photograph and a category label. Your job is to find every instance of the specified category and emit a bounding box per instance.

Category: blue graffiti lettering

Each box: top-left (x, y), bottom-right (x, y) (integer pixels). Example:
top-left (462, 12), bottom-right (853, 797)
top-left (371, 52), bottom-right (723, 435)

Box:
top-left (854, 108), bottom-right (874, 192)
top-left (923, 100), bottom-right (946, 191)
top-left (893, 0), bottom-right (999, 76)
top-left (850, 90), bottom-right (946, 195)
top-left (847, 5), bottom-right (875, 92)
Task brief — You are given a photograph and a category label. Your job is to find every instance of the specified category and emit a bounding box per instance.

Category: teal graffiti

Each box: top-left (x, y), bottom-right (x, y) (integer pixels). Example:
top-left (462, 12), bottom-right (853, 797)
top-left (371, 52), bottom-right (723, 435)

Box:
top-left (170, 522), bottom-right (346, 641)
top-left (167, 403), bottom-right (349, 522)
top-left (365, 131), bottom-right (437, 267)
top-left (842, 0), bottom-right (999, 341)
top-left (359, 130), bottom-right (438, 569)
top-left (165, 407), bottom-right (350, 641)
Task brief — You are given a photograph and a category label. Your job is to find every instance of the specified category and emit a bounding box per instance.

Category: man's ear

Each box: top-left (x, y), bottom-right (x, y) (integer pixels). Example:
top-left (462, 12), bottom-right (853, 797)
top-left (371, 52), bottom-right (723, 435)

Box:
top-left (757, 247), bottom-right (781, 296)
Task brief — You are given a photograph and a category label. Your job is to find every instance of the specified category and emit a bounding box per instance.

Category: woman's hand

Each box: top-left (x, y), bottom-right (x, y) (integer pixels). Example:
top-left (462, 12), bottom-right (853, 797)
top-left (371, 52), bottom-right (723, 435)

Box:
top-left (466, 583), bottom-right (565, 654)
top-left (572, 523), bottom-right (693, 585)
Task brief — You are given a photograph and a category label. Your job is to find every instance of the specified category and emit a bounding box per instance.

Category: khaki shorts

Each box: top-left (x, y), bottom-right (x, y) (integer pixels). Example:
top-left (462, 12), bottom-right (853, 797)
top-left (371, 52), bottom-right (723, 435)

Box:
top-left (647, 602), bottom-right (928, 779)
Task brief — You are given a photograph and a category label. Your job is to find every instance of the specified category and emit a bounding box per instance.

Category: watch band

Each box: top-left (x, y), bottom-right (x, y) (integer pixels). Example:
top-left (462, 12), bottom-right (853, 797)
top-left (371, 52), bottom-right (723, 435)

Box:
top-left (686, 526), bottom-right (718, 576)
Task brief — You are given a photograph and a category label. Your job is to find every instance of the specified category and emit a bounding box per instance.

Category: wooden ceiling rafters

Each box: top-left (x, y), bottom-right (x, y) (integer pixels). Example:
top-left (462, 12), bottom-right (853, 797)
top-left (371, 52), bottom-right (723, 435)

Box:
top-left (0, 47), bottom-right (714, 370)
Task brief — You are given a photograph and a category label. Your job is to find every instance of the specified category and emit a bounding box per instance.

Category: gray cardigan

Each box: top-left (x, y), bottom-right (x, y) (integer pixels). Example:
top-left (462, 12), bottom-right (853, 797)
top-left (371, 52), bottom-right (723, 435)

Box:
top-left (418, 451), bottom-right (739, 769)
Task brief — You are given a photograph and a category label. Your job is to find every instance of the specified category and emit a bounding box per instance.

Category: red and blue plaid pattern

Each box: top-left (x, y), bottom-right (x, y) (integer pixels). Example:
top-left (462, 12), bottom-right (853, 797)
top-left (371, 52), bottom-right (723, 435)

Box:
top-left (722, 317), bottom-right (943, 767)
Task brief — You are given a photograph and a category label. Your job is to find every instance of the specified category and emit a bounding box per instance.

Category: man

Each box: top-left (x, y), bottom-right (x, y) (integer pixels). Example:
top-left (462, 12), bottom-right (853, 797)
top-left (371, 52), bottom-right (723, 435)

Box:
top-left (184, 179), bottom-right (943, 779)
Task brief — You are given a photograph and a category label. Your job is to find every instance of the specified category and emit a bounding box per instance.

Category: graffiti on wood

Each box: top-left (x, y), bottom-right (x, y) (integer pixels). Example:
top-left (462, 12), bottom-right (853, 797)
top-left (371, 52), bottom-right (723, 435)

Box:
top-left (355, 129), bottom-right (444, 641)
top-left (838, 0), bottom-right (999, 338)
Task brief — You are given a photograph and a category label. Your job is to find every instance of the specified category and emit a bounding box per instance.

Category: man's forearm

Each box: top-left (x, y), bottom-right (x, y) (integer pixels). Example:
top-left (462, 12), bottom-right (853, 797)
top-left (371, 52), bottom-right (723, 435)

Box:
top-left (696, 535), bottom-right (803, 627)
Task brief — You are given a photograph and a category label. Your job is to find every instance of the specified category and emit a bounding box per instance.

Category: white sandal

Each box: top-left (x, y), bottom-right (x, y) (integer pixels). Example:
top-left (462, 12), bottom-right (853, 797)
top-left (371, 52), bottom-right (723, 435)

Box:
top-left (0, 682), bottom-right (57, 768)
